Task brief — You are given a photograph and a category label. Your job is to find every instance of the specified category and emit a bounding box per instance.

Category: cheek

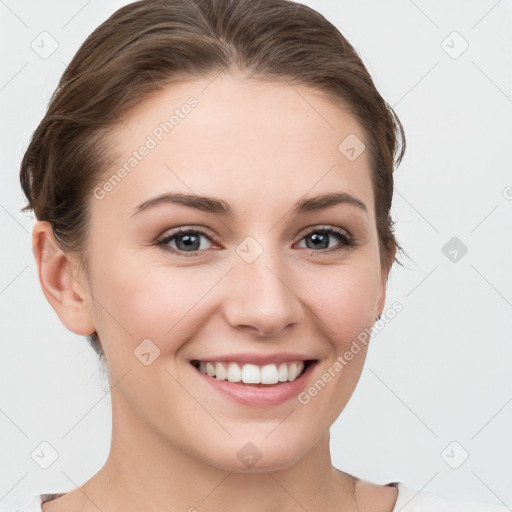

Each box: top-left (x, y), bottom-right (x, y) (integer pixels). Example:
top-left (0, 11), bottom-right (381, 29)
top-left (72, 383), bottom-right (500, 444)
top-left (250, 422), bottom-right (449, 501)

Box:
top-left (299, 261), bottom-right (381, 345)
top-left (89, 252), bottom-right (221, 355)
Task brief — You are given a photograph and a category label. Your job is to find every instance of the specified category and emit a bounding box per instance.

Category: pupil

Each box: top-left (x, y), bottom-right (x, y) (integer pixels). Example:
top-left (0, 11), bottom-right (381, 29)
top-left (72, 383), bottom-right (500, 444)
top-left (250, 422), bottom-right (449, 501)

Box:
top-left (177, 233), bottom-right (199, 251)
top-left (307, 232), bottom-right (328, 250)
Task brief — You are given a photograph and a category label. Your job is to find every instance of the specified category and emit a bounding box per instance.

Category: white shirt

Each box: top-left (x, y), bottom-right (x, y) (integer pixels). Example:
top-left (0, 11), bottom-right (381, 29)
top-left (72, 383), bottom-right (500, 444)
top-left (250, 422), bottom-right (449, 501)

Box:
top-left (12, 482), bottom-right (510, 511)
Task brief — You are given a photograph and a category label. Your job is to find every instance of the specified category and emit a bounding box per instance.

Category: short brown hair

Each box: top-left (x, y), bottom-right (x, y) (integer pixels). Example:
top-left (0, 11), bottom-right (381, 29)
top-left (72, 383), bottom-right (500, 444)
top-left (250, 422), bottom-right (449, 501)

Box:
top-left (20, 0), bottom-right (406, 359)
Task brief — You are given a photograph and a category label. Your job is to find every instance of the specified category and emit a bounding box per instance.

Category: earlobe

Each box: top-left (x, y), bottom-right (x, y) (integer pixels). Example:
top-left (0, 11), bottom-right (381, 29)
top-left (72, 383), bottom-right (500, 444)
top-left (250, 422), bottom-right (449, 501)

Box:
top-left (32, 221), bottom-right (96, 336)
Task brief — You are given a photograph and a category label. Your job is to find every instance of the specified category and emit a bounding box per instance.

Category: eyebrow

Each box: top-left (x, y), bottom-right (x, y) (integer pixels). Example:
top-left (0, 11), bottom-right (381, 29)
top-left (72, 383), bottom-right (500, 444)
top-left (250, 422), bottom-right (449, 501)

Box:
top-left (130, 191), bottom-right (368, 218)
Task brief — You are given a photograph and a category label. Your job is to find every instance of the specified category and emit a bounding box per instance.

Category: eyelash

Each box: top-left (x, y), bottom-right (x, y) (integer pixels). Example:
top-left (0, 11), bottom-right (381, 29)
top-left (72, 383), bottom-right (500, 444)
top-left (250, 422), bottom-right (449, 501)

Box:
top-left (156, 226), bottom-right (358, 258)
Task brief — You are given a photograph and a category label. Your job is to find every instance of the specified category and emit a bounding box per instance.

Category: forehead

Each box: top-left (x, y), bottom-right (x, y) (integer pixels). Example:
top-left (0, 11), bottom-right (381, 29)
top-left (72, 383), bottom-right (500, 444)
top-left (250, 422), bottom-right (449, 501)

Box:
top-left (98, 72), bottom-right (375, 221)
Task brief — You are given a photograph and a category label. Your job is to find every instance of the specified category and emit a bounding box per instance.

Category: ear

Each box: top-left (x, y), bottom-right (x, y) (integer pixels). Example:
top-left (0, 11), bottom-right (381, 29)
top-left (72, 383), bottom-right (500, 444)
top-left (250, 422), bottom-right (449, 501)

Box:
top-left (376, 245), bottom-right (396, 318)
top-left (32, 221), bottom-right (96, 336)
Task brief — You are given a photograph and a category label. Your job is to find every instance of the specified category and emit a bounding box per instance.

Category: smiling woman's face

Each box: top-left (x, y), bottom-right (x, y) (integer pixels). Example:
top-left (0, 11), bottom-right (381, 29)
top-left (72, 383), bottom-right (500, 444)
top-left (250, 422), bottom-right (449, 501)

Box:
top-left (76, 72), bottom-right (392, 471)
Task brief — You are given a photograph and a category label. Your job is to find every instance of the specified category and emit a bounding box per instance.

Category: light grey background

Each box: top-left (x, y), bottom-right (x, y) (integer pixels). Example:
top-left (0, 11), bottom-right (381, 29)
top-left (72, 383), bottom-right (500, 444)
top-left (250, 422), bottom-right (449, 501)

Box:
top-left (1, 0), bottom-right (511, 509)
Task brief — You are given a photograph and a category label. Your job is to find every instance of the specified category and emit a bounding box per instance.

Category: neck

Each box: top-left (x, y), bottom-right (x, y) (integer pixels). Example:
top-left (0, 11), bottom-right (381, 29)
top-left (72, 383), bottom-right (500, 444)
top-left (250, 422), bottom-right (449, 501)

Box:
top-left (75, 394), bottom-right (358, 512)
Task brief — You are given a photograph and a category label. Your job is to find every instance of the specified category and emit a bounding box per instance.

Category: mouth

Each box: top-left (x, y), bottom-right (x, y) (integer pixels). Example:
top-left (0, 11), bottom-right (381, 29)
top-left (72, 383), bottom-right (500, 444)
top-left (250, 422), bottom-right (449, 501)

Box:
top-left (189, 356), bottom-right (319, 408)
top-left (190, 359), bottom-right (316, 386)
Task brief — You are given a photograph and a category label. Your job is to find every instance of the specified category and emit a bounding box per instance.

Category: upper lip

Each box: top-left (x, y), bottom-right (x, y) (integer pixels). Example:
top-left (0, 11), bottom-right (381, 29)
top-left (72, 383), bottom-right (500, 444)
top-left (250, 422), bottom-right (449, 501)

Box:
top-left (189, 352), bottom-right (318, 366)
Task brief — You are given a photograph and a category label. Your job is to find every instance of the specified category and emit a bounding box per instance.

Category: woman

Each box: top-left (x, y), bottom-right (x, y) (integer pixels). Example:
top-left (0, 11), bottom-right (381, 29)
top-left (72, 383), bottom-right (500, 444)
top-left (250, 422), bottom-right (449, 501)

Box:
top-left (15, 0), bottom-right (508, 510)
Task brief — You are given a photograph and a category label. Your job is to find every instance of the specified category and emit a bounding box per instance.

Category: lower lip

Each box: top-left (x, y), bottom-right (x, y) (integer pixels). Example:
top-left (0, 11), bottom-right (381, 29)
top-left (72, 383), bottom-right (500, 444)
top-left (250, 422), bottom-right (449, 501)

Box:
top-left (192, 362), bottom-right (317, 407)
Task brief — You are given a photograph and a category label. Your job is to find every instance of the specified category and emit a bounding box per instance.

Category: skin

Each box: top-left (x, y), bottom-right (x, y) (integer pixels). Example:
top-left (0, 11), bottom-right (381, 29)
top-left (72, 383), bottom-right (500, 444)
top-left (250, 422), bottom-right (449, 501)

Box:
top-left (33, 71), bottom-right (398, 512)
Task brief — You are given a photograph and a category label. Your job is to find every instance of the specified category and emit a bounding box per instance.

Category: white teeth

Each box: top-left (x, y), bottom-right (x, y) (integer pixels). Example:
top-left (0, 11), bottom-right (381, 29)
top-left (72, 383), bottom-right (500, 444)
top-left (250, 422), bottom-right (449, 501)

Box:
top-left (241, 364), bottom-right (260, 384)
top-left (206, 362), bottom-right (216, 376)
top-left (195, 360), bottom-right (308, 384)
top-left (277, 363), bottom-right (288, 382)
top-left (287, 362), bottom-right (297, 381)
top-left (260, 364), bottom-right (278, 384)
top-left (227, 362), bottom-right (242, 383)
top-left (215, 362), bottom-right (227, 381)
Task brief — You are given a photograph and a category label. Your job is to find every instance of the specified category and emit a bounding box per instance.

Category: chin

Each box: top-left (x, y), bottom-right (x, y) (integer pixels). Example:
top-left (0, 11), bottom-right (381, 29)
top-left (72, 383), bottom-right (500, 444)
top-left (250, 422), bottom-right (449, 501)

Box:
top-left (195, 432), bottom-right (317, 474)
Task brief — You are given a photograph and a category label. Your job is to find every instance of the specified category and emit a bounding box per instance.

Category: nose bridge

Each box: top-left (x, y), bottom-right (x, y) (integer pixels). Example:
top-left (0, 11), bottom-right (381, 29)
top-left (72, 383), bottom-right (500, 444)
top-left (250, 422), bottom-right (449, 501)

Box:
top-left (224, 236), bottom-right (301, 335)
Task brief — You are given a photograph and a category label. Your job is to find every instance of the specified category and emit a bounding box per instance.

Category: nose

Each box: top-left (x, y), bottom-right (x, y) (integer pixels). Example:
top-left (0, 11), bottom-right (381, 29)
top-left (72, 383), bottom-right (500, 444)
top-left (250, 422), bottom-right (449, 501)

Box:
top-left (222, 244), bottom-right (303, 337)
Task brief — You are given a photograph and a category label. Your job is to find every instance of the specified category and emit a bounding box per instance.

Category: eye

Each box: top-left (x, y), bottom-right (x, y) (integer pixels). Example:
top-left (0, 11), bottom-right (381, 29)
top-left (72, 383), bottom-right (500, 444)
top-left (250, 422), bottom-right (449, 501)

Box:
top-left (156, 225), bottom-right (357, 257)
top-left (156, 228), bottom-right (215, 257)
top-left (296, 226), bottom-right (356, 254)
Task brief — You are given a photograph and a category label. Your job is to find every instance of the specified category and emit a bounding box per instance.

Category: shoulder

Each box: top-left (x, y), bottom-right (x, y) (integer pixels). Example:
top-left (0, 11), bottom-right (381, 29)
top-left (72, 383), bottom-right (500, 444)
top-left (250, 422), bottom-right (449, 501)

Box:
top-left (356, 479), bottom-right (400, 512)
top-left (387, 481), bottom-right (510, 511)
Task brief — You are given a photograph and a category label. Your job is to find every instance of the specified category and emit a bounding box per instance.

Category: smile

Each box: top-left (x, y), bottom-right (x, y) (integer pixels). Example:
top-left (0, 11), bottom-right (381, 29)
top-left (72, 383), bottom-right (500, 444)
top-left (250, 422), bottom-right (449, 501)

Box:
top-left (191, 360), bottom-right (311, 385)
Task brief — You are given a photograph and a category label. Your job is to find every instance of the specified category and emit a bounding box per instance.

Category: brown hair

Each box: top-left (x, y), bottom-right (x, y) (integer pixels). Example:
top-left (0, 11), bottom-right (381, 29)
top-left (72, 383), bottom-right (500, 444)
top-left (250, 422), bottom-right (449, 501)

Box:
top-left (20, 0), bottom-right (406, 360)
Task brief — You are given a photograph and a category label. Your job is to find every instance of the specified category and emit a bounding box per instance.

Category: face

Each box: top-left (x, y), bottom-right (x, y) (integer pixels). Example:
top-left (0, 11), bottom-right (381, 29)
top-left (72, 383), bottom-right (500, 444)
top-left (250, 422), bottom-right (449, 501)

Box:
top-left (76, 72), bottom-right (391, 471)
